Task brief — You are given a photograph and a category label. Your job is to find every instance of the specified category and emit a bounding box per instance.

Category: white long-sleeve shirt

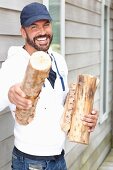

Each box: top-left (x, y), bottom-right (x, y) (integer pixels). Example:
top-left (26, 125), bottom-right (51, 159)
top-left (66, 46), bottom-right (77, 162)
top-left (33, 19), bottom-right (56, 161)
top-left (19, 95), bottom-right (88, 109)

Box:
top-left (0, 46), bottom-right (69, 156)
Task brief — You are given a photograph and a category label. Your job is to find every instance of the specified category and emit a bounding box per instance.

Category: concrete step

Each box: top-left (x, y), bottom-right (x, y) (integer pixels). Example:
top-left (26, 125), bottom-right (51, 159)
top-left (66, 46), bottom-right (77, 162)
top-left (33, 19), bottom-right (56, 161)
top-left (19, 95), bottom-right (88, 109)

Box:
top-left (98, 149), bottom-right (113, 170)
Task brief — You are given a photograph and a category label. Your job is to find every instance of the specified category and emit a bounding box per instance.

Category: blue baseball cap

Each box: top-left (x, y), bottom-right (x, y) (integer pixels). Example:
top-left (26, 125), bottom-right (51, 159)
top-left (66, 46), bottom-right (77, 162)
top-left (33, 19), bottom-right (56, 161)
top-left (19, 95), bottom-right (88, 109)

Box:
top-left (20, 2), bottom-right (52, 27)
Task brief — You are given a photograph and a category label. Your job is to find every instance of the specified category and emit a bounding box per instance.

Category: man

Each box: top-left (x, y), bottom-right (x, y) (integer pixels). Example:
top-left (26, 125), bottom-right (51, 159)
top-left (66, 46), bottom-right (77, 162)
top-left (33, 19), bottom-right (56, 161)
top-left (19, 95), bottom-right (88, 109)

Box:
top-left (0, 2), bottom-right (98, 170)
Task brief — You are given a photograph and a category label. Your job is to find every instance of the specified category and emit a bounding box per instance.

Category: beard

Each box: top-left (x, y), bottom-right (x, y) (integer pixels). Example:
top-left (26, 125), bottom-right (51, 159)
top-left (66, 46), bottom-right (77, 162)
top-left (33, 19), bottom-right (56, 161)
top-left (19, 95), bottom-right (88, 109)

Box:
top-left (25, 33), bottom-right (53, 52)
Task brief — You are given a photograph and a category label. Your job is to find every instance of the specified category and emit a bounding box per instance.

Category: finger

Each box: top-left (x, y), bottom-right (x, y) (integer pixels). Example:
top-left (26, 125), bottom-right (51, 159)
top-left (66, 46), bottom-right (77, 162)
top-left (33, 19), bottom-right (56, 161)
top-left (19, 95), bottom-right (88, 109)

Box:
top-left (91, 110), bottom-right (99, 116)
top-left (13, 90), bottom-right (32, 105)
top-left (16, 103), bottom-right (31, 110)
top-left (88, 126), bottom-right (95, 132)
top-left (83, 114), bottom-right (98, 121)
top-left (82, 121), bottom-right (96, 127)
top-left (14, 96), bottom-right (32, 109)
top-left (8, 84), bottom-right (32, 109)
top-left (81, 115), bottom-right (96, 123)
top-left (14, 85), bottom-right (32, 107)
top-left (91, 110), bottom-right (96, 114)
top-left (14, 84), bottom-right (26, 98)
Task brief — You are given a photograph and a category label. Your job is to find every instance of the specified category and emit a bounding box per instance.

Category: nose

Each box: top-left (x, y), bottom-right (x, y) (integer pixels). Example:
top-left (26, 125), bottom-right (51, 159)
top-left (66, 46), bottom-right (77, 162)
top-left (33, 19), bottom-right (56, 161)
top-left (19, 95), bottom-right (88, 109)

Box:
top-left (38, 27), bottom-right (46, 35)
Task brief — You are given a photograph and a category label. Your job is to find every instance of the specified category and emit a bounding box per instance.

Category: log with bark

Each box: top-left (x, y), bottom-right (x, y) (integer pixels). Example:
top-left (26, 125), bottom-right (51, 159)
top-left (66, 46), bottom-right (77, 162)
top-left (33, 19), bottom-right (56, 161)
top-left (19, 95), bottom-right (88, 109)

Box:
top-left (16, 51), bottom-right (51, 125)
top-left (60, 83), bottom-right (76, 133)
top-left (61, 74), bottom-right (99, 144)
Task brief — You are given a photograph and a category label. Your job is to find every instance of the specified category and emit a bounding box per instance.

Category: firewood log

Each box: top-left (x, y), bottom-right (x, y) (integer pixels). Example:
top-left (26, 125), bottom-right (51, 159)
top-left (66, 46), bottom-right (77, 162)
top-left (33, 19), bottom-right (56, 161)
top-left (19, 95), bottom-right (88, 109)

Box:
top-left (61, 74), bottom-right (99, 144)
top-left (16, 51), bottom-right (51, 125)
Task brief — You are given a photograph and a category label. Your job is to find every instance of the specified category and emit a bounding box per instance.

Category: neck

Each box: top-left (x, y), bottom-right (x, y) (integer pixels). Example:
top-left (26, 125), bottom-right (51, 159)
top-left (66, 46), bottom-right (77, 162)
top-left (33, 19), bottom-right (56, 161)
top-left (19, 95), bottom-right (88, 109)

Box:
top-left (23, 44), bottom-right (37, 55)
top-left (23, 44), bottom-right (48, 55)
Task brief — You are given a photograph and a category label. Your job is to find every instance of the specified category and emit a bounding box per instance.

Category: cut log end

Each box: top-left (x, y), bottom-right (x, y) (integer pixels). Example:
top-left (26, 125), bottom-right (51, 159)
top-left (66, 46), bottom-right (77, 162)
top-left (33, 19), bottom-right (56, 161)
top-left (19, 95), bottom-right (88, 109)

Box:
top-left (30, 51), bottom-right (51, 71)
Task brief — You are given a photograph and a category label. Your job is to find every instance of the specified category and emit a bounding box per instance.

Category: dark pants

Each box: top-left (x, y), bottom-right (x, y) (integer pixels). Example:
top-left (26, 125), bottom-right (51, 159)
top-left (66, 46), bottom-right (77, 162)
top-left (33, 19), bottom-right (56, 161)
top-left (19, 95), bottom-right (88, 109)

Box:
top-left (11, 146), bottom-right (67, 170)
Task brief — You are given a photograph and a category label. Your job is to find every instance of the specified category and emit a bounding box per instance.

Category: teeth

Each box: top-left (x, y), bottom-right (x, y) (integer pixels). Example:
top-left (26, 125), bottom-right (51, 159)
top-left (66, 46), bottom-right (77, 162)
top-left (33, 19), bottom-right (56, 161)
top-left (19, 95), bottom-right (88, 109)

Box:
top-left (37, 37), bottom-right (46, 41)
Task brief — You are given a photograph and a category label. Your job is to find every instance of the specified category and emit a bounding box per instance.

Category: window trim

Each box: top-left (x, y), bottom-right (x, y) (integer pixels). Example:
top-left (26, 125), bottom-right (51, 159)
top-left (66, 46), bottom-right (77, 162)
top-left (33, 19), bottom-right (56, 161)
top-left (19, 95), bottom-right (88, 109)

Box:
top-left (60, 0), bottom-right (65, 57)
top-left (43, 0), bottom-right (49, 10)
top-left (43, 0), bottom-right (65, 57)
top-left (99, 0), bottom-right (110, 123)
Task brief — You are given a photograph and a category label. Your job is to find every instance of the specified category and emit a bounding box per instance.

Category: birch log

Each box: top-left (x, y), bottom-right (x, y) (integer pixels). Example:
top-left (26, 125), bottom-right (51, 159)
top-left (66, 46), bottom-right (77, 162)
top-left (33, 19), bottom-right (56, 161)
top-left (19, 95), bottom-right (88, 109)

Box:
top-left (16, 51), bottom-right (51, 125)
top-left (61, 74), bottom-right (99, 144)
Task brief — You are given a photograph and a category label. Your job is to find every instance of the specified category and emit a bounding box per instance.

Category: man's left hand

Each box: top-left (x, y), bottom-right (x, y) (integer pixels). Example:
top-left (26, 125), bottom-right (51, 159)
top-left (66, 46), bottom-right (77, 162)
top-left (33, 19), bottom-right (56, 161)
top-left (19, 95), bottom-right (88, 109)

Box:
top-left (81, 110), bottom-right (99, 132)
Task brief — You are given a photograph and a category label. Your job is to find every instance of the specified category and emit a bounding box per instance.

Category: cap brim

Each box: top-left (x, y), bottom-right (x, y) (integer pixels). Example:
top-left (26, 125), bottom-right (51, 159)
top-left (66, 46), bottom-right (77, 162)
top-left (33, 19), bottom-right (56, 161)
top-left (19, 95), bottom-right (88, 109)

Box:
top-left (22, 15), bottom-right (52, 27)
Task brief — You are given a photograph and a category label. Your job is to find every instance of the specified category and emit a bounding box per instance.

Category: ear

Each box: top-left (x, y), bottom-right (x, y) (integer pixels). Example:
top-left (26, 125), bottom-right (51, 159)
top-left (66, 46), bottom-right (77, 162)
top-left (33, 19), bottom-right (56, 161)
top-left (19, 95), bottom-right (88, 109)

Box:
top-left (20, 27), bottom-right (27, 39)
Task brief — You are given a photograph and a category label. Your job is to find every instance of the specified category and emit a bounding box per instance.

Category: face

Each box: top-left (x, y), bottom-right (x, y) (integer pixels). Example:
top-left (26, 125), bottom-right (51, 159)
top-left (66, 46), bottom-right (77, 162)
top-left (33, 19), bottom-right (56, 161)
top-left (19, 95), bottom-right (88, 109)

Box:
top-left (21, 20), bottom-right (53, 53)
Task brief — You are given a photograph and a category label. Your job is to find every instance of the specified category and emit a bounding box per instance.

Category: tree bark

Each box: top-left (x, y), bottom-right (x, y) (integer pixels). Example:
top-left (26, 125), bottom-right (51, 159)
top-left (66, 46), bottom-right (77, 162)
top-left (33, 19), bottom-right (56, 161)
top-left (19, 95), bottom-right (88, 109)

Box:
top-left (16, 51), bottom-right (51, 125)
top-left (60, 83), bottom-right (76, 133)
top-left (61, 74), bottom-right (99, 144)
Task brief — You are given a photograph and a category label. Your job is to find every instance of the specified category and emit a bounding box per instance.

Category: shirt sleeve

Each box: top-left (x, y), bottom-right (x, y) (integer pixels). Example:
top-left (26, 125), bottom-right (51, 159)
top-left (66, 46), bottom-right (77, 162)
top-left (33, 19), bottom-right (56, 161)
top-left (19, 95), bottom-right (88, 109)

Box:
top-left (0, 48), bottom-right (16, 111)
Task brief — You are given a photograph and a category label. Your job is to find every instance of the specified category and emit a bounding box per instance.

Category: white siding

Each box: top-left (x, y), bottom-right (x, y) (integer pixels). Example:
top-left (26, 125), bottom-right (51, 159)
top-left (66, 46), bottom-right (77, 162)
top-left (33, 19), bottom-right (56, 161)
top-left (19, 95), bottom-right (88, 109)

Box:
top-left (0, 1), bottom-right (43, 169)
top-left (0, 0), bottom-right (42, 10)
top-left (65, 0), bottom-right (113, 170)
top-left (110, 2), bottom-right (113, 145)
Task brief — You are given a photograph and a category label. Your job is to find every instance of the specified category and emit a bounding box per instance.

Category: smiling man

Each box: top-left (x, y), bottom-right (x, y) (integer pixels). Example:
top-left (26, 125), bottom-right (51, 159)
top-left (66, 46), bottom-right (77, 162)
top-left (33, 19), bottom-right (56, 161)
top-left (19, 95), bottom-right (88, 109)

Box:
top-left (20, 3), bottom-right (53, 54)
top-left (0, 2), bottom-right (98, 170)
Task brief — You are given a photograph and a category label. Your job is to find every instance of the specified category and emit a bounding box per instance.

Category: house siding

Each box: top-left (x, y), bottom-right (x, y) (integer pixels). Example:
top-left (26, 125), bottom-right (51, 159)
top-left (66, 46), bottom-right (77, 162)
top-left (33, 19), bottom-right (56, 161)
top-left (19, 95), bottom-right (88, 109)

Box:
top-left (65, 0), bottom-right (113, 170)
top-left (110, 2), bottom-right (113, 148)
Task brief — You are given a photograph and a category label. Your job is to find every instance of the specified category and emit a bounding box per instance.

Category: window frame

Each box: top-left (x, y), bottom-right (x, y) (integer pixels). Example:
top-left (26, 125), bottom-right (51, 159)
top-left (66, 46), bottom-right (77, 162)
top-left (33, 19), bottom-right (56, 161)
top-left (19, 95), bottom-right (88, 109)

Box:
top-left (43, 0), bottom-right (65, 57)
top-left (43, 0), bottom-right (49, 9)
top-left (99, 0), bottom-right (110, 123)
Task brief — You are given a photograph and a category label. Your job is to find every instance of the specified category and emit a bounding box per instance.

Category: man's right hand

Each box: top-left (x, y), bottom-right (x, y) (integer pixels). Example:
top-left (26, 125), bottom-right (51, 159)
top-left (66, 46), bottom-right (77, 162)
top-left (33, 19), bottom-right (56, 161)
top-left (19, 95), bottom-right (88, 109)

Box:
top-left (8, 83), bottom-right (32, 110)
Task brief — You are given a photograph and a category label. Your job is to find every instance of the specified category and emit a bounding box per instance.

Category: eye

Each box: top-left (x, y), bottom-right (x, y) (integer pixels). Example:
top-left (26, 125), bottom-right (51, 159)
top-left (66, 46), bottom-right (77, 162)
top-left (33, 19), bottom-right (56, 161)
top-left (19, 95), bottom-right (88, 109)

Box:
top-left (30, 24), bottom-right (37, 30)
top-left (44, 22), bottom-right (50, 27)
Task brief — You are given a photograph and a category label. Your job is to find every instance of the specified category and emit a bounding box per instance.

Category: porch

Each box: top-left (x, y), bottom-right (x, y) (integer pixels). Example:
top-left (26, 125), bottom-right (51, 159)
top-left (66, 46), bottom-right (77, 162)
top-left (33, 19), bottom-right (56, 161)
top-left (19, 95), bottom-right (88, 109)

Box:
top-left (98, 149), bottom-right (113, 170)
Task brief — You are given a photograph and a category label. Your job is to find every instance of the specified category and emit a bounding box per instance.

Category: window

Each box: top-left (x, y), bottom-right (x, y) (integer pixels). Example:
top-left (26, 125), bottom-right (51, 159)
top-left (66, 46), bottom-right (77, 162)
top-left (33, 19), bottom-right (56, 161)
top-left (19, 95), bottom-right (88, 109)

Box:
top-left (100, 0), bottom-right (110, 123)
top-left (43, 0), bottom-right (65, 56)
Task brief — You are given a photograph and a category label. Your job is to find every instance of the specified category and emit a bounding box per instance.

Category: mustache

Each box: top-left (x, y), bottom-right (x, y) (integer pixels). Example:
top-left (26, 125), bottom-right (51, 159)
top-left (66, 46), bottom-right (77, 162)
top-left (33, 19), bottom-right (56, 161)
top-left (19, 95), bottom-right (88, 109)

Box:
top-left (34, 34), bottom-right (51, 41)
